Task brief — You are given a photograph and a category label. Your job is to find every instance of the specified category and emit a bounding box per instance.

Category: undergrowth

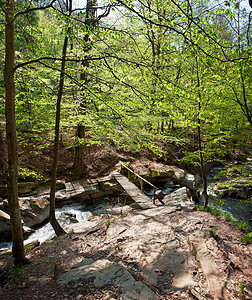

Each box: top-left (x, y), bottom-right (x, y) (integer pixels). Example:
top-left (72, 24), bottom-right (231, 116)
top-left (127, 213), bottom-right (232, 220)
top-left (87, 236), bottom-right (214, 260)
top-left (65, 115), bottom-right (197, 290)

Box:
top-left (197, 205), bottom-right (251, 244)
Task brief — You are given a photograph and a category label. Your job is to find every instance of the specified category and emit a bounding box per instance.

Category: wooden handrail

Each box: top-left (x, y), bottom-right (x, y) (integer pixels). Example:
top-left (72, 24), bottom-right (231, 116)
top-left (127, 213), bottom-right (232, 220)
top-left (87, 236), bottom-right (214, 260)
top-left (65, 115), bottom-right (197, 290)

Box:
top-left (120, 162), bottom-right (164, 205)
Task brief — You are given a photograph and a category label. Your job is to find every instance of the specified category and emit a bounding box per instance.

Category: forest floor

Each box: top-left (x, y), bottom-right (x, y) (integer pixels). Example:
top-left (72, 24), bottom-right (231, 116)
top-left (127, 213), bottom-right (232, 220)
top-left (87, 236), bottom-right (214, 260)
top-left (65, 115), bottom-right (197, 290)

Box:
top-left (0, 202), bottom-right (251, 300)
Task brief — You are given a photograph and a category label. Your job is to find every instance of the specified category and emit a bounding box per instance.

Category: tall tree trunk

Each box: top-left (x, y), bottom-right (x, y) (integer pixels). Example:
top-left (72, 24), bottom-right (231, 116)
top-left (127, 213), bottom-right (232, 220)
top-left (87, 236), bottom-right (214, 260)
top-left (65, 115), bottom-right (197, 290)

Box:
top-left (4, 0), bottom-right (25, 264)
top-left (49, 1), bottom-right (73, 236)
top-left (73, 0), bottom-right (97, 174)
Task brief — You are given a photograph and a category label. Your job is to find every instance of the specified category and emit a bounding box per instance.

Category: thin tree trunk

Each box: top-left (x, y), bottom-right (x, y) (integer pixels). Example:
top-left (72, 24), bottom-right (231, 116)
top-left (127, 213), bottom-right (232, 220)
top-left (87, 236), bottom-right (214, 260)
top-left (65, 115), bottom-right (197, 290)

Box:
top-left (49, 1), bottom-right (73, 236)
top-left (196, 57), bottom-right (209, 208)
top-left (4, 0), bottom-right (25, 264)
top-left (0, 123), bottom-right (7, 185)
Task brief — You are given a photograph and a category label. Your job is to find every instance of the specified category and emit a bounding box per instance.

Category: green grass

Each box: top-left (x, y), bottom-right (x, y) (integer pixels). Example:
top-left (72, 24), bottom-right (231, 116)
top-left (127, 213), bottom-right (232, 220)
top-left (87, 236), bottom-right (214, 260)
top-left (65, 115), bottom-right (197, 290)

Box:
top-left (197, 204), bottom-right (252, 243)
top-left (12, 265), bottom-right (24, 276)
top-left (240, 232), bottom-right (252, 244)
top-left (238, 280), bottom-right (245, 295)
top-left (235, 220), bottom-right (250, 233)
top-left (105, 220), bottom-right (111, 228)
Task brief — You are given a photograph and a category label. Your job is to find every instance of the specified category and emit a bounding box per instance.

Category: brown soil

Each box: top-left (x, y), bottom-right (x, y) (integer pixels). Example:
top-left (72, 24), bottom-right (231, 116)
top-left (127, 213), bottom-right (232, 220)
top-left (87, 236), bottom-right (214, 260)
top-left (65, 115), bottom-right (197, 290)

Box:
top-left (15, 132), bottom-right (181, 183)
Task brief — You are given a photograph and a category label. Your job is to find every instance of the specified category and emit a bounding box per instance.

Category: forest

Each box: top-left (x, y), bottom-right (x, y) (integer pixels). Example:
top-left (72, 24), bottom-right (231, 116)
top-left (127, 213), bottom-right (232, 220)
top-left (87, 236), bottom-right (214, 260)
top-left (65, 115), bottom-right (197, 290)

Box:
top-left (0, 0), bottom-right (252, 270)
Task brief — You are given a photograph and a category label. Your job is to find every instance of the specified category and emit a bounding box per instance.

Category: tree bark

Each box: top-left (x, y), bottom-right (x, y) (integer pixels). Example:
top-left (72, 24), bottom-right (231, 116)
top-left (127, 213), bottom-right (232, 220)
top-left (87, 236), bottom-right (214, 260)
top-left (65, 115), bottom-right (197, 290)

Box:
top-left (0, 123), bottom-right (7, 185)
top-left (49, 1), bottom-right (73, 236)
top-left (4, 0), bottom-right (25, 264)
top-left (195, 57), bottom-right (209, 208)
top-left (73, 0), bottom-right (97, 174)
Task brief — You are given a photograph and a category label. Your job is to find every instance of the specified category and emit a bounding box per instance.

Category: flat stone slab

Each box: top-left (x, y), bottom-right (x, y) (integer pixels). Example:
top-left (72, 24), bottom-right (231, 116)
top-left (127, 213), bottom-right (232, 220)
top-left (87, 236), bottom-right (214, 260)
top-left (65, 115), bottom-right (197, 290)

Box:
top-left (188, 230), bottom-right (228, 300)
top-left (58, 259), bottom-right (156, 300)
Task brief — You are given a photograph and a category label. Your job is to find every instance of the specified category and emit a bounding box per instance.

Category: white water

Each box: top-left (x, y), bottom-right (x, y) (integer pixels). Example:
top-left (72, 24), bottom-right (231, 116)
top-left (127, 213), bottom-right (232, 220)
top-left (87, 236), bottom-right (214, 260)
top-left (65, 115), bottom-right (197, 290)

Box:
top-left (0, 204), bottom-right (93, 251)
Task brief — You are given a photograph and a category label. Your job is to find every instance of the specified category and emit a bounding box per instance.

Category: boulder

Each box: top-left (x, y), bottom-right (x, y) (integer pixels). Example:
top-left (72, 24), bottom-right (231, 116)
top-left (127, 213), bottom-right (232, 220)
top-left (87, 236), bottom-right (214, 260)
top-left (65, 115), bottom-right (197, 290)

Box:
top-left (55, 182), bottom-right (97, 203)
top-left (0, 210), bottom-right (11, 242)
top-left (147, 169), bottom-right (174, 180)
top-left (56, 180), bottom-right (66, 191)
top-left (19, 196), bottom-right (50, 228)
top-left (58, 212), bottom-right (79, 226)
top-left (0, 182), bottom-right (38, 198)
top-left (163, 187), bottom-right (195, 211)
top-left (18, 182), bottom-right (38, 196)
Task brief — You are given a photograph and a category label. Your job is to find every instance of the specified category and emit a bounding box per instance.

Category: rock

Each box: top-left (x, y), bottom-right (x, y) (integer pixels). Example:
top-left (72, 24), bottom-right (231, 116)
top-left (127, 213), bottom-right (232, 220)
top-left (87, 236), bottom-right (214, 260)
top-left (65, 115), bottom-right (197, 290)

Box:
top-left (58, 259), bottom-right (112, 284)
top-left (58, 211), bottom-right (79, 225)
top-left (56, 180), bottom-right (66, 191)
top-left (162, 187), bottom-right (195, 211)
top-left (244, 282), bottom-right (252, 298)
top-left (188, 230), bottom-right (228, 300)
top-left (0, 210), bottom-right (11, 242)
top-left (171, 166), bottom-right (200, 191)
top-left (190, 288), bottom-right (210, 300)
top-left (181, 173), bottom-right (198, 191)
top-left (155, 190), bottom-right (164, 201)
top-left (18, 182), bottom-right (38, 196)
top-left (19, 196), bottom-right (50, 228)
top-left (58, 259), bottom-right (156, 300)
top-left (0, 255), bottom-right (14, 282)
top-left (65, 219), bottom-right (101, 234)
top-left (147, 169), bottom-right (174, 179)
top-left (55, 181), bottom-right (104, 204)
top-left (99, 205), bottom-right (133, 216)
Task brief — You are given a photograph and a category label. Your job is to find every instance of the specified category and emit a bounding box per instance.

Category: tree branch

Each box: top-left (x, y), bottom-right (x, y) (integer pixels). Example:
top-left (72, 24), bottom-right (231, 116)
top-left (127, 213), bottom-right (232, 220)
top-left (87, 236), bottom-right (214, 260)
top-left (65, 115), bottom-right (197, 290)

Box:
top-left (14, 0), bottom-right (57, 19)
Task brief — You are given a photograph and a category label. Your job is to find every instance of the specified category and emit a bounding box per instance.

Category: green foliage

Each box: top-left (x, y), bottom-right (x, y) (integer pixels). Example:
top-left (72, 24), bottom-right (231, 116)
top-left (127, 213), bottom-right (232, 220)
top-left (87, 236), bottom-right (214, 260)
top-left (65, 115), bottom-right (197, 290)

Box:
top-left (18, 167), bottom-right (44, 182)
top-left (197, 204), bottom-right (251, 235)
top-left (24, 245), bottom-right (32, 252)
top-left (240, 232), bottom-right (252, 244)
top-left (0, 0), bottom-right (251, 187)
top-left (12, 265), bottom-right (24, 276)
top-left (105, 220), bottom-right (111, 228)
top-left (238, 280), bottom-right (245, 295)
top-left (235, 220), bottom-right (250, 233)
top-left (210, 226), bottom-right (216, 235)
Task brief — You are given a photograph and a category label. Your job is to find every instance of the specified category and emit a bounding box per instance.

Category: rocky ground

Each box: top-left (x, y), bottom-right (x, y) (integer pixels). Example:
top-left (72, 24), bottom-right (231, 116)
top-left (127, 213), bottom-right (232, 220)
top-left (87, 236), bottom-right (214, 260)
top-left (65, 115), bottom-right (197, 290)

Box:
top-left (0, 134), bottom-right (252, 299)
top-left (0, 188), bottom-right (251, 300)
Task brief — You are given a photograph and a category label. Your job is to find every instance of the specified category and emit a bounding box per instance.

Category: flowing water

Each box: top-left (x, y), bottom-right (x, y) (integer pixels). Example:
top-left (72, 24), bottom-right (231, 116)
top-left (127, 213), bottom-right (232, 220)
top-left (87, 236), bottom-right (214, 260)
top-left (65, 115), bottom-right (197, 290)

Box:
top-left (205, 166), bottom-right (252, 227)
top-left (0, 204), bottom-right (93, 251)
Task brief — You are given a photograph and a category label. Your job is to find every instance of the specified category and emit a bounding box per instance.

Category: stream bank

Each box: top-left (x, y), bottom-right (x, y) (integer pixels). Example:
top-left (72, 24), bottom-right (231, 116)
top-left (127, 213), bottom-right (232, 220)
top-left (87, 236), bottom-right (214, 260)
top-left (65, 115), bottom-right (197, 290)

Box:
top-left (1, 190), bottom-right (251, 300)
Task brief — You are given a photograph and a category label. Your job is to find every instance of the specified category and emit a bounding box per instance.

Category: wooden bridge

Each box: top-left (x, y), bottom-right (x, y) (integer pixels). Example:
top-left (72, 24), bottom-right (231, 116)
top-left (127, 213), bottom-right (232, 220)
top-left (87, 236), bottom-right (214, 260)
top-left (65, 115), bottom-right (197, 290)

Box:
top-left (113, 162), bottom-right (164, 210)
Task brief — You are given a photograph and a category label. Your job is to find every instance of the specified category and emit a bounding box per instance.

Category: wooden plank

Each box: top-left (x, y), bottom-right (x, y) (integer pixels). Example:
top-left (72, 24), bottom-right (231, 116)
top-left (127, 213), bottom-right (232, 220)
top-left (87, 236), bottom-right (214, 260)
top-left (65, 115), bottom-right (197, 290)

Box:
top-left (113, 172), bottom-right (156, 209)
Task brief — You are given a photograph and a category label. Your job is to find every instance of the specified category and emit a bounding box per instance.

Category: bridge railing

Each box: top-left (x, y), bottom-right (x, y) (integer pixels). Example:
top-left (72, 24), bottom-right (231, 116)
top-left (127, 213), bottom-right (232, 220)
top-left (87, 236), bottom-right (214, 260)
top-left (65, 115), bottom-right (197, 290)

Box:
top-left (120, 162), bottom-right (164, 205)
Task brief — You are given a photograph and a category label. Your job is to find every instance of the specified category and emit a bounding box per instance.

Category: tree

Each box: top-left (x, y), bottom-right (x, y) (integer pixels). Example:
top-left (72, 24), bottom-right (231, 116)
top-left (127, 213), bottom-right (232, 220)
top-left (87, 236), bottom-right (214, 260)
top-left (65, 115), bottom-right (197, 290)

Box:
top-left (49, 0), bottom-right (73, 237)
top-left (3, 0), bottom-right (56, 265)
top-left (4, 0), bottom-right (26, 265)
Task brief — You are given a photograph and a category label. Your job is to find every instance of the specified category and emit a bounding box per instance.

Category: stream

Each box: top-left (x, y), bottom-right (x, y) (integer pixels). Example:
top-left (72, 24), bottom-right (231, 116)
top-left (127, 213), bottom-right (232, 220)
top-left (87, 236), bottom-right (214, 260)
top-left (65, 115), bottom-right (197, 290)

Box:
top-left (0, 204), bottom-right (93, 251)
top-left (1, 167), bottom-right (251, 251)
top-left (205, 166), bottom-right (252, 227)
top-left (144, 167), bottom-right (252, 227)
